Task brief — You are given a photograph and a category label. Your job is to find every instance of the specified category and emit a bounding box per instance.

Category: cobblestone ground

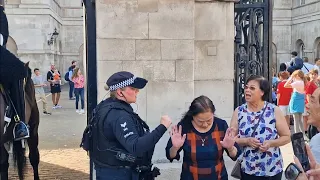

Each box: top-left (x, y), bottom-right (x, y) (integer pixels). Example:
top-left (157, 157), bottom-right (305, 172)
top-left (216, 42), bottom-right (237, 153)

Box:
top-left (9, 149), bottom-right (89, 180)
top-left (8, 86), bottom-right (90, 180)
top-left (7, 85), bottom-right (296, 180)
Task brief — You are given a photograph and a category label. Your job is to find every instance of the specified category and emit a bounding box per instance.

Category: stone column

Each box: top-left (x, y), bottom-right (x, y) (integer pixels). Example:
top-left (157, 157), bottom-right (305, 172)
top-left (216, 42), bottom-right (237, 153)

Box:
top-left (96, 0), bottom-right (235, 161)
top-left (273, 0), bottom-right (292, 64)
top-left (194, 0), bottom-right (235, 120)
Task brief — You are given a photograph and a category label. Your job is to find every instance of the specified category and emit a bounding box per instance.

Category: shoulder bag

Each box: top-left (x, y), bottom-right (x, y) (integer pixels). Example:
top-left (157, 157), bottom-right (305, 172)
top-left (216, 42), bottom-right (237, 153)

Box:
top-left (231, 103), bottom-right (269, 179)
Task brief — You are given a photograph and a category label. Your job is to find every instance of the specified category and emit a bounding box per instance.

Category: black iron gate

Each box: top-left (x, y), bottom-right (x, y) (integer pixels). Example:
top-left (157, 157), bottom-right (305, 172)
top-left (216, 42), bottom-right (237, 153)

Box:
top-left (234, 0), bottom-right (273, 109)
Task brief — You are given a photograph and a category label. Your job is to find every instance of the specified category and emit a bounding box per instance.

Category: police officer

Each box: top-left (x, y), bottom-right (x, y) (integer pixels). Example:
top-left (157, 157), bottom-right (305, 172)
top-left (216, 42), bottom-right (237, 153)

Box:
top-left (91, 71), bottom-right (172, 180)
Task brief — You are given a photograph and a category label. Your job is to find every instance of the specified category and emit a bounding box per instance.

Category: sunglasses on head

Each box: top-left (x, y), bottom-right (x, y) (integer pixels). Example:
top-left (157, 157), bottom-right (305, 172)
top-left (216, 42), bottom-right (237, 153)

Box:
top-left (285, 163), bottom-right (303, 180)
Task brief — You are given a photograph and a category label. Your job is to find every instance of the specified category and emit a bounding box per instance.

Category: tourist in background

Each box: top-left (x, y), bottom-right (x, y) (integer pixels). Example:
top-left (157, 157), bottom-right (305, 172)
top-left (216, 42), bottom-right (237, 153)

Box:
top-left (32, 68), bottom-right (51, 115)
top-left (285, 70), bottom-right (306, 134)
top-left (277, 71), bottom-right (293, 128)
top-left (279, 63), bottom-right (287, 72)
top-left (301, 57), bottom-right (313, 74)
top-left (47, 64), bottom-right (62, 109)
top-left (304, 69), bottom-right (318, 139)
top-left (72, 68), bottom-right (85, 114)
top-left (68, 60), bottom-right (76, 100)
top-left (287, 51), bottom-right (304, 75)
top-left (313, 58), bottom-right (320, 73)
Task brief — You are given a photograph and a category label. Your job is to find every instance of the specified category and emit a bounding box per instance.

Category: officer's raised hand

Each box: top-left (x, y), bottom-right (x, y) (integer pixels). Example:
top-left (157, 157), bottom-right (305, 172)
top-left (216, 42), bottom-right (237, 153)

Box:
top-left (160, 115), bottom-right (172, 129)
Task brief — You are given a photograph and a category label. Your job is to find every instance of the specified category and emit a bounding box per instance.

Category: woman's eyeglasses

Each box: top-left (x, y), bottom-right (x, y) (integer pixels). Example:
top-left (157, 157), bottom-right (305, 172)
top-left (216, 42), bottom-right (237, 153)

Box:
top-left (285, 163), bottom-right (302, 180)
top-left (244, 85), bottom-right (256, 91)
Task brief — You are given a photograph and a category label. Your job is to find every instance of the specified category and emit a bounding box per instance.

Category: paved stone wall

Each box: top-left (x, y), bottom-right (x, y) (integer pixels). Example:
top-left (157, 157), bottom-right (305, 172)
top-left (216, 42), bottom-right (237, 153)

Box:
top-left (273, 0), bottom-right (292, 64)
top-left (273, 0), bottom-right (320, 65)
top-left (291, 0), bottom-right (320, 61)
top-left (96, 0), bottom-right (235, 161)
top-left (5, 0), bottom-right (83, 78)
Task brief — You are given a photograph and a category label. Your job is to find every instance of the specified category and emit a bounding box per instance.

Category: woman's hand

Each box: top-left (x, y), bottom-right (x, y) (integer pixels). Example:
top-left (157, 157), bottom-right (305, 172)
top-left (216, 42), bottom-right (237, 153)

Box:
top-left (170, 125), bottom-right (186, 150)
top-left (246, 137), bottom-right (262, 149)
top-left (259, 141), bottom-right (271, 152)
top-left (294, 144), bottom-right (320, 180)
top-left (221, 128), bottom-right (237, 149)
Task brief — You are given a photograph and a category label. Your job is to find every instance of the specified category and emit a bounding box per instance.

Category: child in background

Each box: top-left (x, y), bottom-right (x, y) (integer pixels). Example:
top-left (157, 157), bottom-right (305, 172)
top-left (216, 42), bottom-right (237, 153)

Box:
top-left (277, 71), bottom-right (293, 128)
top-left (72, 68), bottom-right (85, 114)
top-left (284, 70), bottom-right (306, 134)
top-left (53, 69), bottom-right (61, 85)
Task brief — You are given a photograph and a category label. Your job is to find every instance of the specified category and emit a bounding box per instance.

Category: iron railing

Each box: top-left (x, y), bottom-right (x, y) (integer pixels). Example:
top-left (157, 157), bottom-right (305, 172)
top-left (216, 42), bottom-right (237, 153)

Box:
top-left (234, 0), bottom-right (272, 108)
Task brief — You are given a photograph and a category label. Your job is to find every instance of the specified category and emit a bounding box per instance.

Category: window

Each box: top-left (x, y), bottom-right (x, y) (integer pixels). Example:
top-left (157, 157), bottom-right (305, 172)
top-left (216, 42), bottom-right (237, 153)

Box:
top-left (299, 43), bottom-right (305, 58)
top-left (316, 42), bottom-right (320, 59)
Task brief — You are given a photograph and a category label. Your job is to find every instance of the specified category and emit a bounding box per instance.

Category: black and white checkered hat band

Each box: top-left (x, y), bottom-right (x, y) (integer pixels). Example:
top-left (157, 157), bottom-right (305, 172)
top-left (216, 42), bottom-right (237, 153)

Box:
top-left (109, 76), bottom-right (137, 91)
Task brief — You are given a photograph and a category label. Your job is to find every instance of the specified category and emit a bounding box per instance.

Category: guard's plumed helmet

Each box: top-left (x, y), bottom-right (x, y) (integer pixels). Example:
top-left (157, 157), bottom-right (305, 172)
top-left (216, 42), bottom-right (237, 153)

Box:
top-left (0, 5), bottom-right (9, 46)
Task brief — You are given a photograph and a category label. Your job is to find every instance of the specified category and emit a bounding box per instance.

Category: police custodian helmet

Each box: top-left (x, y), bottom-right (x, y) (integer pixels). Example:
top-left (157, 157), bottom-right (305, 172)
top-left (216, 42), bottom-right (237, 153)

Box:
top-left (106, 71), bottom-right (148, 91)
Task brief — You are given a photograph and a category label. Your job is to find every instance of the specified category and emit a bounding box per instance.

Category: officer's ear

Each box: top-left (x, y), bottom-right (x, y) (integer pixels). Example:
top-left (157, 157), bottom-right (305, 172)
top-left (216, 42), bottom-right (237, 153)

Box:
top-left (116, 88), bottom-right (123, 97)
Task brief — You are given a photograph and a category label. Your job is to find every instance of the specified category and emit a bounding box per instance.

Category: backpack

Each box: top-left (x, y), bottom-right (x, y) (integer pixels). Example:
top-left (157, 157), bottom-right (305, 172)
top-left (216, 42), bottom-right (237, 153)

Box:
top-left (80, 102), bottom-right (115, 152)
top-left (290, 57), bottom-right (303, 70)
top-left (64, 71), bottom-right (71, 81)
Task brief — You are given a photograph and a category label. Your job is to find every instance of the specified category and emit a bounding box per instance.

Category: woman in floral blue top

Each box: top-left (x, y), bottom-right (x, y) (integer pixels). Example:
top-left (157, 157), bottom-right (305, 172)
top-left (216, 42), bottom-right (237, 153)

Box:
top-left (230, 75), bottom-right (291, 180)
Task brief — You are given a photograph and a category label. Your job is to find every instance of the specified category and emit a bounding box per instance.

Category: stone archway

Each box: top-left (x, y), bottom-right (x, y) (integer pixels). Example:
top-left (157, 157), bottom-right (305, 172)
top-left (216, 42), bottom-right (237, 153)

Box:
top-left (296, 39), bottom-right (305, 58)
top-left (314, 37), bottom-right (320, 59)
top-left (6, 36), bottom-right (18, 56)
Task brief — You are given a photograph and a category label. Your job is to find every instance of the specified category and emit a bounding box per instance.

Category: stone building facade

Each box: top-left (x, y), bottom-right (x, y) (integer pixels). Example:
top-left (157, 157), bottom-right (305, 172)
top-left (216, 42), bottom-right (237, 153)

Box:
top-left (273, 0), bottom-right (320, 67)
top-left (4, 0), bottom-right (83, 76)
top-left (95, 0), bottom-right (235, 161)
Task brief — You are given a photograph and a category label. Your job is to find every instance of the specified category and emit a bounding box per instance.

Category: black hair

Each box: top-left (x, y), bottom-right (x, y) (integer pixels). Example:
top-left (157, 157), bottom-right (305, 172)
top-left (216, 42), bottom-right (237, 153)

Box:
top-left (33, 68), bottom-right (39, 72)
top-left (180, 95), bottom-right (216, 131)
top-left (246, 75), bottom-right (270, 101)
top-left (291, 51), bottom-right (298, 56)
top-left (279, 63), bottom-right (287, 72)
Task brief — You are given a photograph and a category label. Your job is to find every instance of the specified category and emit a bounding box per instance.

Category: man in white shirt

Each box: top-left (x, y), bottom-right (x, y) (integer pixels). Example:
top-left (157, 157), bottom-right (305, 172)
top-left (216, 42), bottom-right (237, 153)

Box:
top-left (301, 57), bottom-right (314, 74)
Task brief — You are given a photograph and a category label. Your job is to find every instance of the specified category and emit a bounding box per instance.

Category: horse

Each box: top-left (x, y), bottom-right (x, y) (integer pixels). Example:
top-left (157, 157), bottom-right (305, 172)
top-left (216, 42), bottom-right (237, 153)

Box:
top-left (0, 62), bottom-right (40, 180)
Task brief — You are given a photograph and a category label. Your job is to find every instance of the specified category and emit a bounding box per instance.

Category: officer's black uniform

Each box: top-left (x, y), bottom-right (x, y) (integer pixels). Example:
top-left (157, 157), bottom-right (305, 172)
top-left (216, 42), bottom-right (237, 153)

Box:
top-left (91, 71), bottom-right (167, 180)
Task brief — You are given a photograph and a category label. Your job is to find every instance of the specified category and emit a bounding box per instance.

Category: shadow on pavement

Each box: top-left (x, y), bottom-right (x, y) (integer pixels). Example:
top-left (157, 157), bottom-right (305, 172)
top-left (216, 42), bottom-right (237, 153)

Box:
top-left (9, 160), bottom-right (89, 180)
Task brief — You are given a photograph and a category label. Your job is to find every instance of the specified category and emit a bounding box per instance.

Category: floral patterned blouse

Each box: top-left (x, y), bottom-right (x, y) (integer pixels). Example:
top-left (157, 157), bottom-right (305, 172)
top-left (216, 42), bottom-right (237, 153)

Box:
top-left (238, 102), bottom-right (283, 176)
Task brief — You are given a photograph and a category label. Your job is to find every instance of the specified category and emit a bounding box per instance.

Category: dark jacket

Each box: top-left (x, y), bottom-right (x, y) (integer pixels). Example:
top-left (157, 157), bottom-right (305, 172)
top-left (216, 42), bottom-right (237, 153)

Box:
top-left (92, 97), bottom-right (167, 167)
top-left (0, 45), bottom-right (26, 84)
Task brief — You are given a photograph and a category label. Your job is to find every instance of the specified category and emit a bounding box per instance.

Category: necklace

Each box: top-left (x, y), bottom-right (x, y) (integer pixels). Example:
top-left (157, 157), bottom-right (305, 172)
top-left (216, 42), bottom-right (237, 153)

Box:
top-left (201, 137), bottom-right (206, 146)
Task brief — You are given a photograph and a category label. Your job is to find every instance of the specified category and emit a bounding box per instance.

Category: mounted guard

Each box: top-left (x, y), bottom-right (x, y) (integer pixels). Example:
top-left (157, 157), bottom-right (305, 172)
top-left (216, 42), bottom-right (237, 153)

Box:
top-left (0, 5), bottom-right (37, 180)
